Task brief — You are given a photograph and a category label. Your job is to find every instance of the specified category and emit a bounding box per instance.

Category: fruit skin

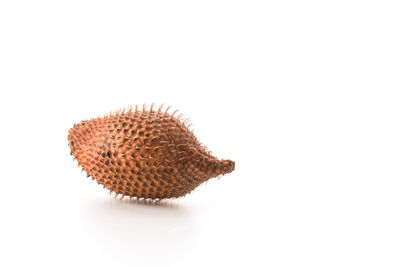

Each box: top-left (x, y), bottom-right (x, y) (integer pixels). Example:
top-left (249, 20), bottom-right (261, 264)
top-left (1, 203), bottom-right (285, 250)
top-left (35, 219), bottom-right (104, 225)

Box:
top-left (68, 105), bottom-right (235, 200)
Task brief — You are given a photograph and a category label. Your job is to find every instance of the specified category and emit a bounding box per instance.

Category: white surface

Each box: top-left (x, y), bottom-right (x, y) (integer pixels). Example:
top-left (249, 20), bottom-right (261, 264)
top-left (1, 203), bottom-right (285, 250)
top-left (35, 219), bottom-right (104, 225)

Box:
top-left (1, 1), bottom-right (400, 266)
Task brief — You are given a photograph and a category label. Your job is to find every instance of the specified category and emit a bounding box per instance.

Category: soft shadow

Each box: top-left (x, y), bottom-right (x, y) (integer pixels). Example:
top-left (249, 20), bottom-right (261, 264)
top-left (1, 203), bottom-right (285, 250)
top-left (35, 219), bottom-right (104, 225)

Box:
top-left (79, 197), bottom-right (197, 263)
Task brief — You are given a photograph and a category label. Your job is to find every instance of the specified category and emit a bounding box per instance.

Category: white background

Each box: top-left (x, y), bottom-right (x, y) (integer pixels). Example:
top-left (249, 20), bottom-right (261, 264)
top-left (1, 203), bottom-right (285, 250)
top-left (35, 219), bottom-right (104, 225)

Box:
top-left (0, 1), bottom-right (399, 266)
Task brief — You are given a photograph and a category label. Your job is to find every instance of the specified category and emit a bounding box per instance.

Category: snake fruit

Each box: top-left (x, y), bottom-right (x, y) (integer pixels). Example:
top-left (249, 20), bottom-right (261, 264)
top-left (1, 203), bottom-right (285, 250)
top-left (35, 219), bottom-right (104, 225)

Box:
top-left (68, 105), bottom-right (235, 200)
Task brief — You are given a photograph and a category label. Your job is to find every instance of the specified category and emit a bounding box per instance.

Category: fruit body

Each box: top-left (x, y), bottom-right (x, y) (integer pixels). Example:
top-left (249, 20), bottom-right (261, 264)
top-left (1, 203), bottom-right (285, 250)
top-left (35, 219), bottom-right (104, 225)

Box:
top-left (68, 105), bottom-right (235, 199)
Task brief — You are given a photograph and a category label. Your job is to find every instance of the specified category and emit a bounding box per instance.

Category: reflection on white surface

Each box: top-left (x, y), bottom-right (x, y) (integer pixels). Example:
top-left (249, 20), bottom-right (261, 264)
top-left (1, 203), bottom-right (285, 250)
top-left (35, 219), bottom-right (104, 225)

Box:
top-left (79, 197), bottom-right (197, 266)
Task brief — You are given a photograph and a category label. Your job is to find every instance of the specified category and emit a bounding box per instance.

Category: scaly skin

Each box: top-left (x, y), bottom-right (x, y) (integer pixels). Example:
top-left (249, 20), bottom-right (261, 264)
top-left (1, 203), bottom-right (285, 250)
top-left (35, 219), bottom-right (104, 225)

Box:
top-left (68, 105), bottom-right (235, 199)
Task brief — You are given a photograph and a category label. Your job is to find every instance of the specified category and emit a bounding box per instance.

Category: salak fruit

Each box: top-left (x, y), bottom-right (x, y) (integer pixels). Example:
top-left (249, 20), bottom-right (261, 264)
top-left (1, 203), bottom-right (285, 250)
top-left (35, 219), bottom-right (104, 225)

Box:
top-left (68, 105), bottom-right (235, 200)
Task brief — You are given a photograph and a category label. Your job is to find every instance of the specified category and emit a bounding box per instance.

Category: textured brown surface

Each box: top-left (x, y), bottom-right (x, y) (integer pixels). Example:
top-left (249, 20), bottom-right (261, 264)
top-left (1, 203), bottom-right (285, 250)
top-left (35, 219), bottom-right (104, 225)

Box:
top-left (68, 105), bottom-right (235, 199)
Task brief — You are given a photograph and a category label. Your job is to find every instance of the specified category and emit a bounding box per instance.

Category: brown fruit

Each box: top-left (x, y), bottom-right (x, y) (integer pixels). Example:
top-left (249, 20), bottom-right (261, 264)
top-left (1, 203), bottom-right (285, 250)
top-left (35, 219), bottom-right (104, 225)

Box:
top-left (68, 105), bottom-right (235, 200)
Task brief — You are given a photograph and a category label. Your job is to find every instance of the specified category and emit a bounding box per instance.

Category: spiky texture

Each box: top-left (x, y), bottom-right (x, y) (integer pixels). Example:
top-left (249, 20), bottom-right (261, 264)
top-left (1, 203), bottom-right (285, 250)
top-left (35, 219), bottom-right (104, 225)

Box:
top-left (68, 105), bottom-right (235, 200)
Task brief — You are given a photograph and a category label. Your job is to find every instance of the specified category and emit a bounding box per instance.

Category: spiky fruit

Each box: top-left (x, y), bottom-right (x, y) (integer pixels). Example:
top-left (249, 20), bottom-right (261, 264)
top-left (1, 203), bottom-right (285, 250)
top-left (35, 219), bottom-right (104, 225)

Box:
top-left (68, 105), bottom-right (235, 200)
